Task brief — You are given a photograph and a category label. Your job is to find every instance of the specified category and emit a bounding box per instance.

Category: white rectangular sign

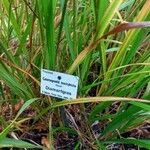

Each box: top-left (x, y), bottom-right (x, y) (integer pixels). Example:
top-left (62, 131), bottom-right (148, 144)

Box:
top-left (41, 69), bottom-right (79, 99)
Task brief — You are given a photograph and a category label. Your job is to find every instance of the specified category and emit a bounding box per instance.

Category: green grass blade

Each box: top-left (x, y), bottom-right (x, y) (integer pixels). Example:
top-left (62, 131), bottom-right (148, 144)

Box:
top-left (15, 98), bottom-right (38, 118)
top-left (96, 0), bottom-right (123, 38)
top-left (130, 101), bottom-right (150, 111)
top-left (44, 0), bottom-right (56, 69)
top-left (104, 138), bottom-right (150, 149)
top-left (0, 138), bottom-right (43, 149)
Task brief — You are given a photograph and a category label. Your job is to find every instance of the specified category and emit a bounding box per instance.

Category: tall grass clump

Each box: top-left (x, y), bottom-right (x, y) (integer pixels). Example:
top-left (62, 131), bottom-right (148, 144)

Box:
top-left (0, 0), bottom-right (150, 149)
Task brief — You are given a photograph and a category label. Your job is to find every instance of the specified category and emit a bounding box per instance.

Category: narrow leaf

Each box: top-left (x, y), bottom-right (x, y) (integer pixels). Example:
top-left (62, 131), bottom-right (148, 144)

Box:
top-left (51, 97), bottom-right (150, 108)
top-left (0, 138), bottom-right (43, 149)
top-left (104, 138), bottom-right (150, 149)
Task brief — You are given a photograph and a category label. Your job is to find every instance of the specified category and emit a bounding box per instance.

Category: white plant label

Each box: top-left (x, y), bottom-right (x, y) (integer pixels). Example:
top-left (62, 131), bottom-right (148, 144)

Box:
top-left (41, 69), bottom-right (79, 99)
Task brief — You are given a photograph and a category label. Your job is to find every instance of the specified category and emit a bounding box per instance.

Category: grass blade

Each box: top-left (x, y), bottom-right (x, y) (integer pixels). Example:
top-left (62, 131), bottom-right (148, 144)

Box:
top-left (0, 138), bottom-right (43, 149)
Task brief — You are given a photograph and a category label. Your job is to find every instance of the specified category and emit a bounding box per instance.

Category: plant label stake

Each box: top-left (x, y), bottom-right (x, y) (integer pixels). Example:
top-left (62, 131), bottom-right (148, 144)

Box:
top-left (41, 69), bottom-right (79, 126)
